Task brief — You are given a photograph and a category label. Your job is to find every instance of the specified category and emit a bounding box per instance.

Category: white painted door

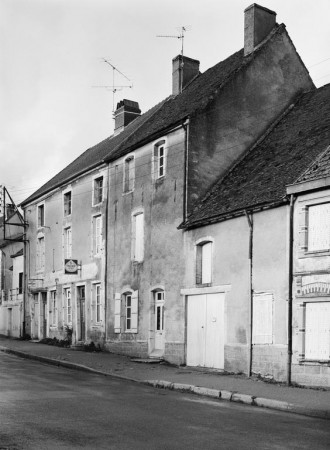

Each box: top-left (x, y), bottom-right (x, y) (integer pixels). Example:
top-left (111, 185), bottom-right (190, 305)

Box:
top-left (187, 293), bottom-right (225, 369)
top-left (154, 292), bottom-right (165, 352)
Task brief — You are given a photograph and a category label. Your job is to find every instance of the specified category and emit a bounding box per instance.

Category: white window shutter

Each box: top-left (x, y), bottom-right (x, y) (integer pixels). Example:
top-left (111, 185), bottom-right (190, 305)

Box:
top-left (252, 293), bottom-right (273, 344)
top-left (306, 302), bottom-right (330, 360)
top-left (201, 242), bottom-right (212, 284)
top-left (131, 290), bottom-right (138, 333)
top-left (114, 293), bottom-right (121, 333)
top-left (135, 214), bottom-right (144, 261)
top-left (308, 204), bottom-right (330, 251)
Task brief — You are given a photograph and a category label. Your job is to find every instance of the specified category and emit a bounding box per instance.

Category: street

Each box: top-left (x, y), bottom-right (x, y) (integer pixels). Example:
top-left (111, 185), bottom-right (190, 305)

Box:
top-left (0, 353), bottom-right (329, 450)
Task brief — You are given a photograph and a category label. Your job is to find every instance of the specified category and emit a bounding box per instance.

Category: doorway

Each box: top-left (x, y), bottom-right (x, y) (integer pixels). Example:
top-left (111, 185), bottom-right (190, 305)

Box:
top-left (34, 294), bottom-right (39, 339)
top-left (78, 286), bottom-right (86, 341)
top-left (41, 292), bottom-right (47, 339)
top-left (186, 293), bottom-right (225, 369)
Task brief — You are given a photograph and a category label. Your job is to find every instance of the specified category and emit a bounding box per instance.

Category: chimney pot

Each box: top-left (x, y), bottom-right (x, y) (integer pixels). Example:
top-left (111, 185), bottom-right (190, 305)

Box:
top-left (244, 3), bottom-right (276, 56)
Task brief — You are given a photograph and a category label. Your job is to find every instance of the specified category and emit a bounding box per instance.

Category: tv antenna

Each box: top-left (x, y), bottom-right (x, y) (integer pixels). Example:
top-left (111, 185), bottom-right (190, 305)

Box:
top-left (157, 26), bottom-right (190, 57)
top-left (93, 58), bottom-right (133, 117)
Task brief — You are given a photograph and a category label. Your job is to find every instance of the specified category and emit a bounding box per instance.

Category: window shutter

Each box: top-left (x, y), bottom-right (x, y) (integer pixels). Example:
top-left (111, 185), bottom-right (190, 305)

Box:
top-left (131, 290), bottom-right (138, 333)
top-left (305, 302), bottom-right (330, 359)
top-left (252, 293), bottom-right (273, 344)
top-left (135, 214), bottom-right (144, 261)
top-left (114, 293), bottom-right (121, 333)
top-left (196, 245), bottom-right (202, 284)
top-left (308, 204), bottom-right (330, 251)
top-left (201, 242), bottom-right (212, 284)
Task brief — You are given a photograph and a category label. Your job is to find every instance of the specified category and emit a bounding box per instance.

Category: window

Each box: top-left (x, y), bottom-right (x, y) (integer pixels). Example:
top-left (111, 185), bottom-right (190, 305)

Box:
top-left (124, 156), bottom-right (134, 192)
top-left (132, 212), bottom-right (144, 261)
top-left (38, 204), bottom-right (45, 227)
top-left (252, 293), bottom-right (273, 344)
top-left (126, 294), bottom-right (132, 330)
top-left (65, 288), bottom-right (72, 324)
top-left (196, 241), bottom-right (212, 285)
top-left (51, 290), bottom-right (57, 326)
top-left (64, 227), bottom-right (72, 258)
top-left (93, 215), bottom-right (102, 255)
top-left (18, 272), bottom-right (23, 294)
top-left (37, 236), bottom-right (45, 270)
top-left (305, 302), bottom-right (330, 360)
top-left (114, 290), bottom-right (138, 333)
top-left (64, 192), bottom-right (72, 216)
top-left (155, 291), bottom-right (164, 332)
top-left (154, 141), bottom-right (166, 179)
top-left (95, 284), bottom-right (101, 323)
top-left (308, 203), bottom-right (330, 252)
top-left (93, 177), bottom-right (103, 205)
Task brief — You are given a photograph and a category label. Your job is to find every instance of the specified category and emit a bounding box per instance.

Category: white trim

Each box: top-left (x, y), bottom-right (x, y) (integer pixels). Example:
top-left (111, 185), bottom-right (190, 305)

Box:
top-left (91, 280), bottom-right (101, 285)
top-left (150, 284), bottom-right (165, 292)
top-left (180, 285), bottom-right (231, 295)
top-left (195, 236), bottom-right (215, 246)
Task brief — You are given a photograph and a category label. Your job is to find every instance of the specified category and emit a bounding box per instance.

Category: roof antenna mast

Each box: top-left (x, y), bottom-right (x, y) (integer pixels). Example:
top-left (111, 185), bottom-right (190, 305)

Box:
top-left (157, 26), bottom-right (189, 57)
top-left (93, 58), bottom-right (133, 119)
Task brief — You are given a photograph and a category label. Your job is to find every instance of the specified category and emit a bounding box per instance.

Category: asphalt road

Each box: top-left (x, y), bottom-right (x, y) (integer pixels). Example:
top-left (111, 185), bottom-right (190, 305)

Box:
top-left (0, 353), bottom-right (329, 450)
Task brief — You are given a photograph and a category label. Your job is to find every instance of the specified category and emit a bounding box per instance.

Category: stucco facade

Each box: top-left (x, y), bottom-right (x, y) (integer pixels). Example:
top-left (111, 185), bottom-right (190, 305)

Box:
top-left (23, 166), bottom-right (108, 345)
top-left (183, 206), bottom-right (289, 380)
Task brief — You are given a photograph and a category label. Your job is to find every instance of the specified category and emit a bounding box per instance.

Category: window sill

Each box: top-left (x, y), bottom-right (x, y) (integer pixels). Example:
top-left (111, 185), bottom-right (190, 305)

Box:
top-left (298, 359), bottom-right (330, 364)
top-left (122, 190), bottom-right (134, 196)
top-left (299, 250), bottom-right (330, 258)
top-left (196, 283), bottom-right (212, 288)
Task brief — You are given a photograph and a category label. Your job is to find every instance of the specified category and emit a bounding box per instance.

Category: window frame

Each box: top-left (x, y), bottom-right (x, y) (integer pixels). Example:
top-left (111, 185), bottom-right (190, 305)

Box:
top-left (36, 235), bottom-right (45, 271)
top-left (18, 272), bottom-right (23, 295)
top-left (195, 238), bottom-right (213, 286)
top-left (301, 300), bottom-right (330, 361)
top-left (92, 215), bottom-right (102, 256)
top-left (123, 155), bottom-right (135, 193)
top-left (65, 288), bottom-right (72, 325)
top-left (125, 293), bottom-right (132, 331)
top-left (37, 203), bottom-right (45, 228)
top-left (95, 284), bottom-right (101, 323)
top-left (93, 176), bottom-right (104, 206)
top-left (64, 227), bottom-right (72, 259)
top-left (153, 140), bottom-right (167, 180)
top-left (132, 211), bottom-right (144, 262)
top-left (63, 191), bottom-right (72, 217)
top-left (50, 290), bottom-right (57, 326)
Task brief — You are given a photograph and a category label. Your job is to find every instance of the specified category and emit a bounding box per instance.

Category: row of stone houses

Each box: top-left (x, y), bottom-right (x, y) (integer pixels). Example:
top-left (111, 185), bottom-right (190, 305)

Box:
top-left (2, 4), bottom-right (329, 387)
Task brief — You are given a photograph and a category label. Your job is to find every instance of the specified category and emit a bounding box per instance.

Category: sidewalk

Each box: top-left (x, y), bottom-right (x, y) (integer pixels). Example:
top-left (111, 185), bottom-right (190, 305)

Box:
top-left (1, 336), bottom-right (329, 420)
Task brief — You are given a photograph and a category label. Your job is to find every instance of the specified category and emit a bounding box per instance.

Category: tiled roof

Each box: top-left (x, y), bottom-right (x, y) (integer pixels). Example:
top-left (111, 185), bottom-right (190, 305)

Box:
top-left (180, 83), bottom-right (330, 229)
top-left (21, 24), bottom-right (287, 207)
top-left (293, 145), bottom-right (330, 184)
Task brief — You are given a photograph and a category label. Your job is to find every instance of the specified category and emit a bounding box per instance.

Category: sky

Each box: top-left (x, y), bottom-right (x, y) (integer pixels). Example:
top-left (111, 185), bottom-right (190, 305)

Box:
top-left (1, 0), bottom-right (330, 205)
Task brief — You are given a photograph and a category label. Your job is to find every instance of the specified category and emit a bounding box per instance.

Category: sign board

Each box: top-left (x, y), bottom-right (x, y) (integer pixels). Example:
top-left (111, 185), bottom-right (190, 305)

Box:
top-left (64, 259), bottom-right (79, 274)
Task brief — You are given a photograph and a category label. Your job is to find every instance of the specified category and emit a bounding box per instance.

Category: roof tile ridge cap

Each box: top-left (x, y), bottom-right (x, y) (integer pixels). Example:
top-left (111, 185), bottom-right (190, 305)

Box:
top-left (104, 97), bottom-right (170, 161)
top-left (185, 92), bottom-right (305, 220)
top-left (291, 144), bottom-right (330, 185)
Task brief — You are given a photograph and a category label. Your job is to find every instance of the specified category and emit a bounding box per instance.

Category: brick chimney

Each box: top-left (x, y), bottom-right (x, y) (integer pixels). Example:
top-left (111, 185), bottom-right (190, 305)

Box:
top-left (114, 99), bottom-right (141, 136)
top-left (244, 4), bottom-right (276, 56)
top-left (172, 55), bottom-right (200, 96)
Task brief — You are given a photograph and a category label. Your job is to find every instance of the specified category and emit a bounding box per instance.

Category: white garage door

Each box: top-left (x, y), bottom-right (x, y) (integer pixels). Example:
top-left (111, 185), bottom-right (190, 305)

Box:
top-left (187, 293), bottom-right (225, 369)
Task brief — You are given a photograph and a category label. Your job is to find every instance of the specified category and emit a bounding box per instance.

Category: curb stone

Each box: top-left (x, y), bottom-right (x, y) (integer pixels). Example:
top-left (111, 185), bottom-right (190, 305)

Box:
top-left (1, 347), bottom-right (329, 421)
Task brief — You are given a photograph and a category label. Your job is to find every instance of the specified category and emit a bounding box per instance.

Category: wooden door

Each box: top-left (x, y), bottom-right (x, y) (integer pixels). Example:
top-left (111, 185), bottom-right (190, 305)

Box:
top-left (154, 292), bottom-right (165, 352)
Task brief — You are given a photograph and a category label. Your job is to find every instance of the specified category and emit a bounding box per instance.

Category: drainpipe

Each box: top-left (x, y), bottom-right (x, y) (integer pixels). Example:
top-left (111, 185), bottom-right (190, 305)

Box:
top-left (104, 164), bottom-right (110, 344)
top-left (245, 210), bottom-right (253, 377)
top-left (182, 119), bottom-right (189, 222)
top-left (287, 195), bottom-right (295, 385)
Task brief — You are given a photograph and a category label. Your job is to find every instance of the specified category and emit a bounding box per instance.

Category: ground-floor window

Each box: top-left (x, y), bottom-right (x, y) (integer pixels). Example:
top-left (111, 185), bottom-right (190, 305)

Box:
top-left (305, 302), bottom-right (330, 360)
top-left (65, 288), bottom-right (72, 324)
top-left (51, 290), bottom-right (57, 326)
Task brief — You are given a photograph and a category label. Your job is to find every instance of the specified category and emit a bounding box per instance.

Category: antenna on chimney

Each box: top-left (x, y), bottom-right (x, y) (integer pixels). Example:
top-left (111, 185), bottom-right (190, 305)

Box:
top-left (157, 26), bottom-right (190, 57)
top-left (93, 58), bottom-right (133, 118)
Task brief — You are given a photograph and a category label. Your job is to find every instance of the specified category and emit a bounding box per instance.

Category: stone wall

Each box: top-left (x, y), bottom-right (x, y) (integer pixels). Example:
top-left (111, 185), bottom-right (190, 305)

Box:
top-left (252, 345), bottom-right (287, 382)
top-left (164, 342), bottom-right (185, 365)
top-left (292, 363), bottom-right (330, 388)
top-left (105, 340), bottom-right (148, 358)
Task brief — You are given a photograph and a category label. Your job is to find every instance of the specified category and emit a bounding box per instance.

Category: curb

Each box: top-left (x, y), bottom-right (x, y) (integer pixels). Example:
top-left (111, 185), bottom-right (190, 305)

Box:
top-left (1, 346), bottom-right (330, 421)
top-left (144, 380), bottom-right (330, 420)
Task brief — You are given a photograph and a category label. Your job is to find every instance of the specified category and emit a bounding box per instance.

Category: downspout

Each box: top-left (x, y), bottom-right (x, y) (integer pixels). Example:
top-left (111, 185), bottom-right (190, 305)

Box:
top-left (182, 118), bottom-right (189, 222)
top-left (287, 194), bottom-right (295, 385)
top-left (104, 164), bottom-right (110, 344)
top-left (245, 210), bottom-right (253, 377)
top-left (23, 208), bottom-right (27, 337)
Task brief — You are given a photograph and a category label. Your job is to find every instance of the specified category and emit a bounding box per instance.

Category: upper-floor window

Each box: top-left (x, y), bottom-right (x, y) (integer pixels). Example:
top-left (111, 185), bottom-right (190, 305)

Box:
top-left (64, 192), bottom-right (72, 216)
top-left (196, 241), bottom-right (212, 285)
top-left (93, 177), bottom-right (103, 205)
top-left (38, 204), bottom-right (45, 227)
top-left (308, 203), bottom-right (330, 252)
top-left (132, 212), bottom-right (144, 262)
top-left (154, 140), bottom-right (166, 179)
top-left (93, 215), bottom-right (102, 255)
top-left (64, 227), bottom-right (72, 258)
top-left (123, 156), bottom-right (134, 192)
top-left (37, 236), bottom-right (45, 271)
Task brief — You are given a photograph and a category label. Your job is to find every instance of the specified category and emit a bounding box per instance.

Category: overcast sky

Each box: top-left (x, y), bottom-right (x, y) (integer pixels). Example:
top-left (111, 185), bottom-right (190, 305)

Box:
top-left (1, 0), bottom-right (329, 205)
